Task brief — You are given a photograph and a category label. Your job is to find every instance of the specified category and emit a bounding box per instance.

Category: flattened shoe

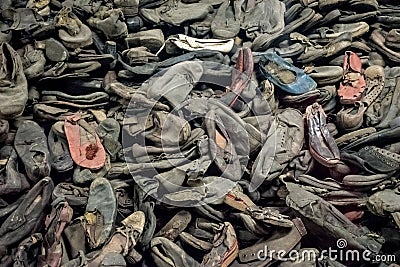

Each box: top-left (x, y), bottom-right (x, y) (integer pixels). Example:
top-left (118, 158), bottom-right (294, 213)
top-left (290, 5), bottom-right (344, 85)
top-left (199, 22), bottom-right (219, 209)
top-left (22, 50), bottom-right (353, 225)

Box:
top-left (306, 66), bottom-right (344, 85)
top-left (81, 178), bottom-right (117, 249)
top-left (370, 29), bottom-right (400, 63)
top-left (64, 114), bottom-right (106, 170)
top-left (285, 181), bottom-right (384, 254)
top-left (0, 43), bottom-right (28, 119)
top-left (151, 237), bottom-right (200, 267)
top-left (169, 34), bottom-right (234, 53)
top-left (307, 22), bottom-right (369, 43)
top-left (211, 0), bottom-right (241, 39)
top-left (14, 120), bottom-right (51, 182)
top-left (52, 182), bottom-right (89, 210)
top-left (140, 1), bottom-right (212, 26)
top-left (252, 7), bottom-right (314, 51)
top-left (355, 146), bottom-right (400, 174)
top-left (48, 122), bottom-right (74, 173)
top-left (0, 177), bottom-right (54, 248)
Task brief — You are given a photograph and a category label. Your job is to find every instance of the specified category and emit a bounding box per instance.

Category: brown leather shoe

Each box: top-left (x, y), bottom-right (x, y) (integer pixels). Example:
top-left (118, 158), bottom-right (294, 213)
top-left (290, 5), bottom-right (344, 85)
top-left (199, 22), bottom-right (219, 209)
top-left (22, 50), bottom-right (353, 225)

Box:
top-left (306, 103), bottom-right (340, 167)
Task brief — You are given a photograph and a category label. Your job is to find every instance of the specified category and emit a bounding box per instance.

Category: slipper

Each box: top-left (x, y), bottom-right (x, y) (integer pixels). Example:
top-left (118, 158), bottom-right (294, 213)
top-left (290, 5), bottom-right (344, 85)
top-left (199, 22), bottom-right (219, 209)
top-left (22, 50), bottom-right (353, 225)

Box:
top-left (64, 114), bottom-right (106, 170)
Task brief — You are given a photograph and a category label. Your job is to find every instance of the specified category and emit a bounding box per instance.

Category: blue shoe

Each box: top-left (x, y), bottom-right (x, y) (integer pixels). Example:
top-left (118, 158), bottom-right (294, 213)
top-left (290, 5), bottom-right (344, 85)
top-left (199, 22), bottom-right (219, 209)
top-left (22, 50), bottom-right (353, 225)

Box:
top-left (258, 52), bottom-right (317, 95)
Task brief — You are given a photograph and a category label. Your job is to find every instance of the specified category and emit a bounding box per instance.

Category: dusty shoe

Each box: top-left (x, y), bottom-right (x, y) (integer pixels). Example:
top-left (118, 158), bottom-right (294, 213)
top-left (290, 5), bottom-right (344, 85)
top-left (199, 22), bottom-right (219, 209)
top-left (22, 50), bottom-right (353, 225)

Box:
top-left (48, 121), bottom-right (74, 173)
top-left (125, 29), bottom-right (165, 54)
top-left (81, 177), bottom-right (117, 249)
top-left (306, 103), bottom-right (340, 167)
top-left (251, 108), bottom-right (304, 187)
top-left (0, 146), bottom-right (30, 195)
top-left (26, 0), bottom-right (50, 16)
top-left (77, 211), bottom-right (145, 267)
top-left (285, 181), bottom-right (384, 254)
top-left (0, 43), bottom-right (28, 119)
top-left (355, 146), bottom-right (400, 174)
top-left (114, 0), bottom-right (139, 17)
top-left (298, 32), bottom-right (352, 64)
top-left (19, 44), bottom-right (46, 79)
top-left (88, 7), bottom-right (128, 40)
top-left (151, 236), bottom-right (200, 267)
top-left (306, 66), bottom-right (344, 85)
top-left (122, 47), bottom-right (159, 65)
top-left (55, 7), bottom-right (93, 49)
top-left (140, 1), bottom-right (212, 26)
top-left (14, 120), bottom-right (51, 182)
top-left (96, 118), bottom-right (122, 162)
top-left (201, 222), bottom-right (238, 267)
top-left (155, 210), bottom-right (191, 241)
top-left (0, 177), bottom-right (54, 248)
top-left (52, 183), bottom-right (89, 211)
top-left (210, 0), bottom-right (241, 39)
top-left (237, 218), bottom-right (307, 266)
top-left (240, 0), bottom-right (285, 40)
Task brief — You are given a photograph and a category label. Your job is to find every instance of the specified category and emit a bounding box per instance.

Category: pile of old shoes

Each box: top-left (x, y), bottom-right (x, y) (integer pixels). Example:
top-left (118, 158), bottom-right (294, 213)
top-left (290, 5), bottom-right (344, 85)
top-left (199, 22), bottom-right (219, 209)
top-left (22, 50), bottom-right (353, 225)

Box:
top-left (1, 0), bottom-right (400, 266)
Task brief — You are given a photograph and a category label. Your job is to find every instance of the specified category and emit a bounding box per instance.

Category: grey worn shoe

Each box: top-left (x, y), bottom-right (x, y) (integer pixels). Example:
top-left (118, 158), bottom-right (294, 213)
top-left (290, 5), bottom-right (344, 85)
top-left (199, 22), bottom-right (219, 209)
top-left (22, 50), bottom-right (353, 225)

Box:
top-left (285, 181), bottom-right (384, 254)
top-left (81, 178), bottom-right (117, 249)
top-left (251, 108), bottom-right (304, 187)
top-left (211, 0), bottom-right (241, 39)
top-left (0, 43), bottom-right (28, 119)
top-left (240, 0), bottom-right (285, 40)
top-left (88, 7), bottom-right (128, 40)
top-left (19, 44), bottom-right (46, 80)
top-left (151, 237), bottom-right (200, 267)
top-left (140, 1), bottom-right (212, 26)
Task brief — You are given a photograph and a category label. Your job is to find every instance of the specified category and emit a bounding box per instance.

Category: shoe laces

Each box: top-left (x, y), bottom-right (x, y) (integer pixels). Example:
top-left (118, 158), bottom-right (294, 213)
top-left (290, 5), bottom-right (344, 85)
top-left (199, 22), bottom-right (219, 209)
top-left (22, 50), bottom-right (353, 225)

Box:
top-left (116, 226), bottom-right (139, 256)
